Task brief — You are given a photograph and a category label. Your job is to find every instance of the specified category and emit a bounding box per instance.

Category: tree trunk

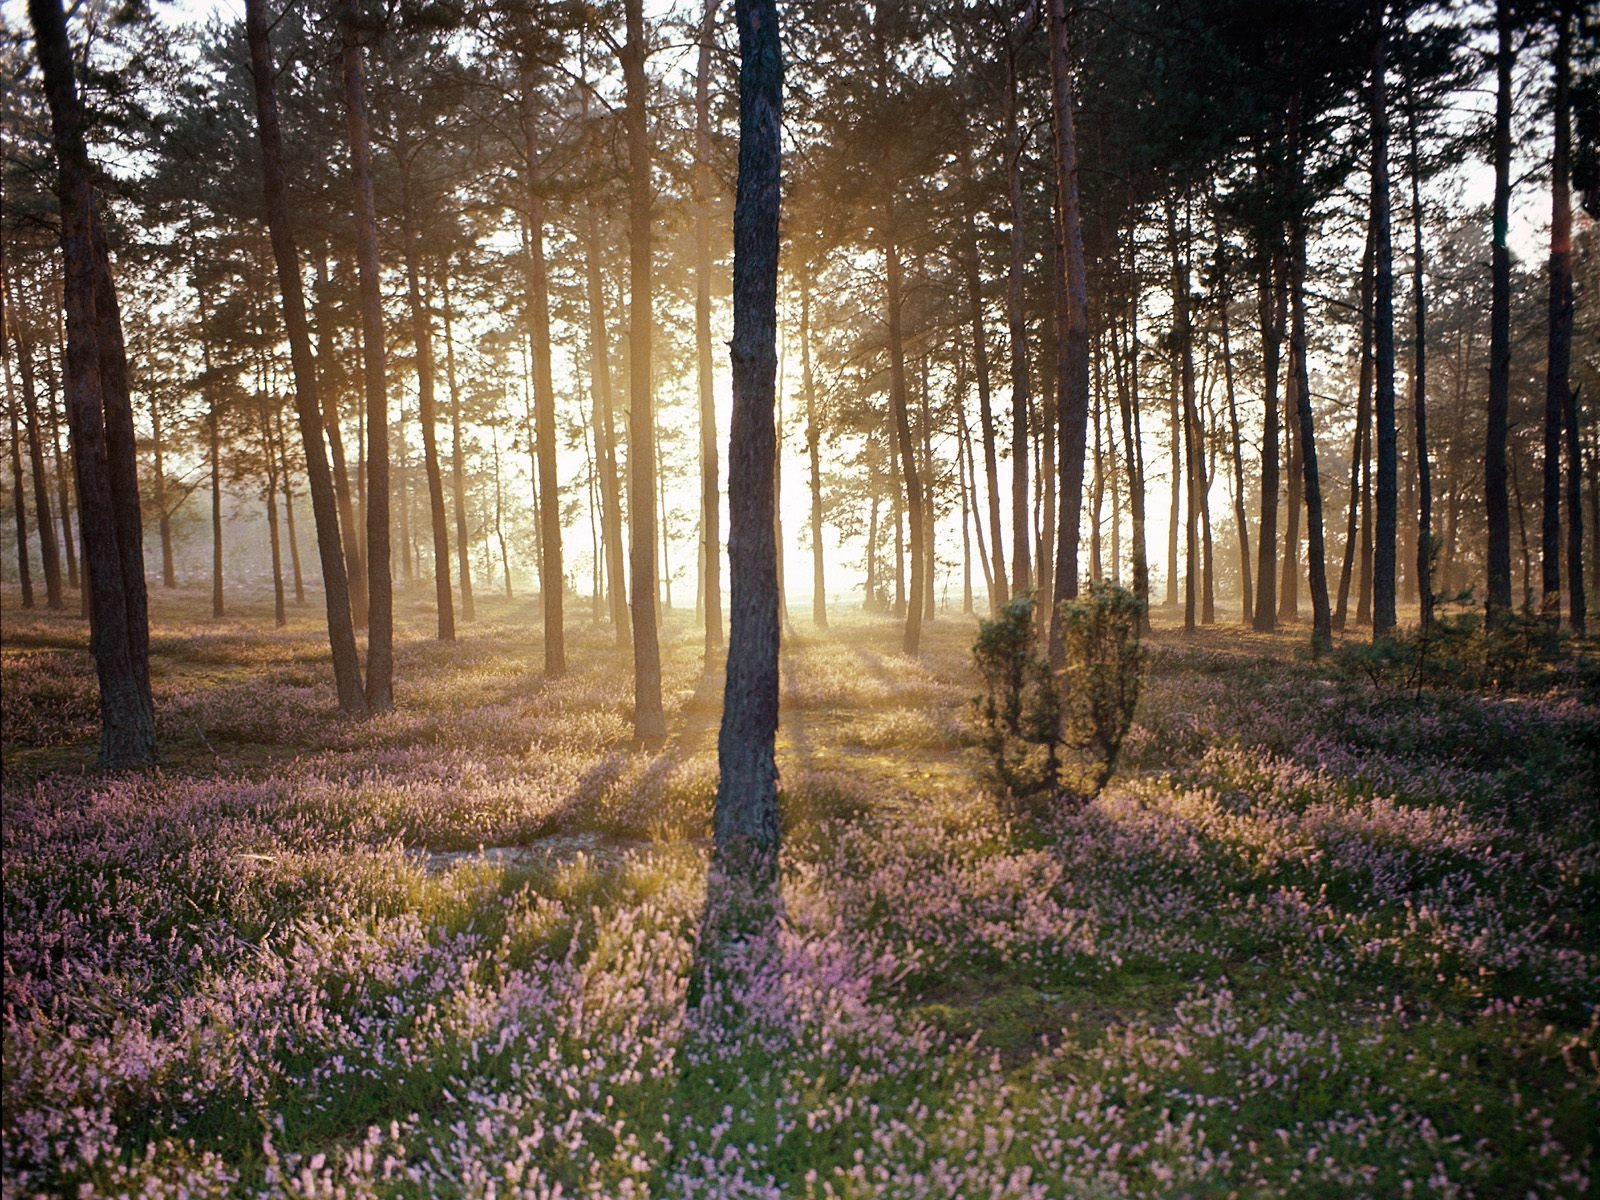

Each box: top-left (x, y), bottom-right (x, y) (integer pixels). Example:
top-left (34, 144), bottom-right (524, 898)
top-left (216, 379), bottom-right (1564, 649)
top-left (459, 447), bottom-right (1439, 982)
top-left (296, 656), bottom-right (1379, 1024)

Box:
top-left (800, 266), bottom-right (827, 627)
top-left (516, 56), bottom-right (564, 675)
top-left (1485, 0), bottom-right (1514, 615)
top-left (1004, 37), bottom-right (1032, 597)
top-left (1169, 198), bottom-right (1201, 634)
top-left (1407, 86), bottom-right (1433, 630)
top-left (1253, 224), bottom-right (1283, 630)
top-left (4, 270), bottom-right (64, 608)
top-left (1112, 277), bottom-right (1149, 625)
top-left (1545, 0), bottom-right (1574, 626)
top-left (1218, 242), bottom-right (1252, 622)
top-left (1337, 220), bottom-right (1375, 632)
top-left (397, 169), bottom-right (455, 640)
top-left (1288, 113), bottom-right (1332, 653)
top-left (261, 403), bottom-right (286, 629)
top-left (583, 204), bottom-right (630, 646)
top-left (30, 0), bottom-right (156, 766)
top-left (714, 0), bottom-right (783, 859)
top-left (624, 0), bottom-right (666, 739)
top-left (695, 0), bottom-right (725, 654)
top-left (41, 327), bottom-right (78, 591)
top-left (338, 16), bottom-right (393, 712)
top-left (1370, 5), bottom-right (1398, 636)
top-left (883, 208), bottom-right (925, 655)
top-left (959, 128), bottom-right (1007, 608)
top-left (439, 271), bottom-right (474, 622)
top-left (277, 413), bottom-right (305, 605)
top-left (312, 250), bottom-right (366, 628)
top-left (6, 371), bottom-right (34, 608)
top-left (1046, 0), bottom-right (1091, 665)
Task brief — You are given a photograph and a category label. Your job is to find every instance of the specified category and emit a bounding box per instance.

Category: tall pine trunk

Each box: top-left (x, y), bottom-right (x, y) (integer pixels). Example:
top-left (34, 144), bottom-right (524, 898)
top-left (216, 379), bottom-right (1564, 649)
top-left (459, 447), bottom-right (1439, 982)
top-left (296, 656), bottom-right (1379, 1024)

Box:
top-left (883, 209), bottom-right (925, 655)
top-left (1370, 5), bottom-right (1398, 636)
top-left (400, 167), bottom-right (455, 642)
top-left (440, 272), bottom-right (474, 622)
top-left (584, 203), bottom-right (629, 645)
top-left (623, 0), bottom-right (666, 739)
top-left (1046, 0), bottom-right (1091, 665)
top-left (695, 0), bottom-right (725, 653)
top-left (1004, 37), bottom-right (1032, 596)
top-left (30, 0), bottom-right (157, 765)
top-left (1407, 87), bottom-right (1433, 629)
top-left (313, 251), bottom-right (366, 628)
top-left (245, 0), bottom-right (366, 713)
top-left (800, 266), bottom-right (827, 627)
top-left (1545, 1), bottom-right (1574, 626)
top-left (5, 272), bottom-right (64, 608)
top-left (1485, 0), bottom-right (1514, 614)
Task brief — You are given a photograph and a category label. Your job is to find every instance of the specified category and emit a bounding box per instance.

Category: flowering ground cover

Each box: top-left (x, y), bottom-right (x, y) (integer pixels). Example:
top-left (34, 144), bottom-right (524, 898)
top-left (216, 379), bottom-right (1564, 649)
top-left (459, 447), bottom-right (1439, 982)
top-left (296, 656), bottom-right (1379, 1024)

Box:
top-left (3, 588), bottom-right (1596, 1198)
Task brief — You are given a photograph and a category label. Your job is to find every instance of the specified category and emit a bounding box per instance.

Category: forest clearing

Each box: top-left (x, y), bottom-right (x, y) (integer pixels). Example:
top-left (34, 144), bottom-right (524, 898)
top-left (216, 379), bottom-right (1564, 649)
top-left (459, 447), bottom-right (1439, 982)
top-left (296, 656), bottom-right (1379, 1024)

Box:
top-left (3, 587), bottom-right (1596, 1197)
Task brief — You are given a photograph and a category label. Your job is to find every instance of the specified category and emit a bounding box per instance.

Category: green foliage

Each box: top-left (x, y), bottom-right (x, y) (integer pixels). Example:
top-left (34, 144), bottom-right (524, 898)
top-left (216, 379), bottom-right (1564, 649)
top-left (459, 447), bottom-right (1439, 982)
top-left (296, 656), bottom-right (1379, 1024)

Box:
top-left (972, 586), bottom-right (1147, 804)
top-left (1056, 584), bottom-right (1148, 797)
top-left (1336, 595), bottom-right (1594, 697)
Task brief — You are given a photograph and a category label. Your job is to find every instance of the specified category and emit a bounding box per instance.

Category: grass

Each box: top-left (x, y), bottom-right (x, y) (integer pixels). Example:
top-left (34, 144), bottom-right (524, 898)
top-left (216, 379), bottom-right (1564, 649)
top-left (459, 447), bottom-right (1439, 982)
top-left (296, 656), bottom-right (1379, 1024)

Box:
top-left (2, 582), bottom-right (1596, 1198)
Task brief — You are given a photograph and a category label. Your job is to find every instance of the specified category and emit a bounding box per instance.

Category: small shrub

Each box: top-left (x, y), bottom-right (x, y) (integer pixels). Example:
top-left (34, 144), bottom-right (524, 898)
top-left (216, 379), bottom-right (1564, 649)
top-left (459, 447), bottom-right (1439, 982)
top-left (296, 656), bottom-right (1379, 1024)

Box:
top-left (972, 586), bottom-right (1146, 804)
top-left (1056, 583), bottom-right (1147, 797)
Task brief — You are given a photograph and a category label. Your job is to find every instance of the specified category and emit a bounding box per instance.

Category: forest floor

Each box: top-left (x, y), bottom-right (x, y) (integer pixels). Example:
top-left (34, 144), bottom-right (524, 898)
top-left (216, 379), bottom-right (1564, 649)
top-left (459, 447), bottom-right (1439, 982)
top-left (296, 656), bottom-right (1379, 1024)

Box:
top-left (2, 584), bottom-right (1597, 1198)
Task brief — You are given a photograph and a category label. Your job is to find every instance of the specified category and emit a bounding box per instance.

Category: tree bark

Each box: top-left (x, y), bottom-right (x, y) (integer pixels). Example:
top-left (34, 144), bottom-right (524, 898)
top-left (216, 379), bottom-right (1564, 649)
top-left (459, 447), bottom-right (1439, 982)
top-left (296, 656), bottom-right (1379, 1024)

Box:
top-left (4, 269), bottom-right (63, 608)
top-left (1004, 36), bottom-right (1032, 597)
top-left (440, 270), bottom-right (474, 622)
top-left (958, 127), bottom-right (1007, 608)
top-left (1407, 86), bottom-right (1433, 630)
top-left (1485, 0), bottom-right (1514, 615)
top-left (31, 0), bottom-right (157, 764)
top-left (399, 167), bottom-right (455, 642)
top-left (1370, 5), bottom-right (1398, 636)
top-left (624, 0), bottom-right (666, 739)
top-left (695, 0), bottom-right (725, 653)
top-left (1252, 221), bottom-right (1284, 631)
top-left (1046, 0), bottom-right (1091, 665)
top-left (6, 367), bottom-right (34, 608)
top-left (800, 265), bottom-right (827, 627)
top-left (715, 0), bottom-right (782, 858)
top-left (339, 15), bottom-right (393, 712)
top-left (883, 208), bottom-right (925, 655)
top-left (1217, 239), bottom-right (1252, 622)
top-left (312, 250), bottom-right (366, 628)
top-left (584, 202), bottom-right (629, 644)
top-left (1545, 0), bottom-right (1573, 625)
top-left (1337, 221), bottom-right (1375, 632)
top-left (517, 49), bottom-right (564, 675)
top-left (1288, 110), bottom-right (1332, 654)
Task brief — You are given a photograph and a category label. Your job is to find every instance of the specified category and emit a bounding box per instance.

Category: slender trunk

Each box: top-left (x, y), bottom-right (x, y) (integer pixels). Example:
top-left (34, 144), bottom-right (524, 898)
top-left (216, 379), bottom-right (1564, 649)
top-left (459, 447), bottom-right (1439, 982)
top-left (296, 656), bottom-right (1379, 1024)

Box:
top-left (312, 250), bottom-right (365, 628)
top-left (695, 0), bottom-right (725, 653)
top-left (959, 128), bottom-right (1007, 607)
top-left (884, 209), bottom-right (924, 654)
top-left (516, 53), bottom-right (564, 674)
top-left (7, 376), bottom-right (34, 607)
top-left (440, 271), bottom-right (474, 622)
top-left (4, 270), bottom-right (63, 607)
top-left (42, 335), bottom-right (78, 591)
top-left (1337, 219), bottom-right (1376, 631)
top-left (396, 420), bottom-right (413, 586)
top-left (801, 267), bottom-right (827, 627)
top-left (261, 403), bottom-right (286, 628)
top-left (1288, 108), bottom-right (1332, 653)
top-left (1113, 235), bottom-right (1150, 625)
top-left (1218, 241), bottom-right (1253, 621)
top-left (624, 0), bottom-right (666, 738)
top-left (963, 397), bottom-right (994, 606)
top-left (492, 425), bottom-right (511, 598)
top-left (398, 168), bottom-right (455, 640)
top-left (30, 0), bottom-right (156, 764)
top-left (1545, 1), bottom-right (1574, 625)
top-left (1169, 198), bottom-right (1200, 633)
top-left (1046, 0), bottom-right (1091, 664)
top-left (1004, 38), bottom-right (1032, 596)
top-left (1408, 87), bottom-right (1433, 629)
top-left (1485, 0), bottom-right (1514, 614)
top-left (204, 310), bottom-right (224, 618)
top-left (917, 354), bottom-right (935, 621)
top-left (1370, 5), bottom-right (1398, 636)
top-left (584, 203), bottom-right (630, 645)
top-left (277, 413), bottom-right (305, 604)
top-left (148, 386), bottom-right (175, 589)
top-left (339, 17), bottom-right (393, 712)
top-left (959, 401), bottom-right (976, 614)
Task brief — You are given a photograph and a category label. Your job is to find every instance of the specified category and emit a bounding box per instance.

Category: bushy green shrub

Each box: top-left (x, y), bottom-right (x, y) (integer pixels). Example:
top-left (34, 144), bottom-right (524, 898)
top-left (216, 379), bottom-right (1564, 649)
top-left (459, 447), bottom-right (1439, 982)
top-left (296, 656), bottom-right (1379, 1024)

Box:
top-left (1336, 596), bottom-right (1588, 696)
top-left (1056, 583), bottom-right (1147, 796)
top-left (972, 585), bottom-right (1146, 805)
